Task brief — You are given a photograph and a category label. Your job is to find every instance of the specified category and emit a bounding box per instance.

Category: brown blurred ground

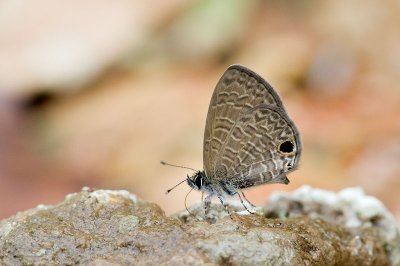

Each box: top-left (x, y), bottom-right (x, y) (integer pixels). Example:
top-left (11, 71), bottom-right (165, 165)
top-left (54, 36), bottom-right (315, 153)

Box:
top-left (0, 0), bottom-right (399, 221)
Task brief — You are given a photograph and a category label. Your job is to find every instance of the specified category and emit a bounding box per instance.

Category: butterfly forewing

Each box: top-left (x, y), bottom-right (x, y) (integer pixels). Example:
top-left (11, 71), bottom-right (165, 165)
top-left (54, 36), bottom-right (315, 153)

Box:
top-left (203, 65), bottom-right (286, 178)
top-left (203, 65), bottom-right (301, 189)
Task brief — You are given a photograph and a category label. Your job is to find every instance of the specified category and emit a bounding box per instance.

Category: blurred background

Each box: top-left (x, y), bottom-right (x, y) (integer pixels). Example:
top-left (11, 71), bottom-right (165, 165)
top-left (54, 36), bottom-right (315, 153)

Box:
top-left (0, 0), bottom-right (399, 222)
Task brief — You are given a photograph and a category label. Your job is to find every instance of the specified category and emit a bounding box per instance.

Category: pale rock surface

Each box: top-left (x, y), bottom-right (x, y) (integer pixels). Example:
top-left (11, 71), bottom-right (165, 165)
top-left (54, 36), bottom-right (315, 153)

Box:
top-left (0, 186), bottom-right (398, 265)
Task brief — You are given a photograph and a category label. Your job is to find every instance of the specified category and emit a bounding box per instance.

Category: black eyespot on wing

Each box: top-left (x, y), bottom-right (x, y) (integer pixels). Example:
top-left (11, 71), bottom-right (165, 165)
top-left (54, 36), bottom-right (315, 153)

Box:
top-left (279, 140), bottom-right (294, 153)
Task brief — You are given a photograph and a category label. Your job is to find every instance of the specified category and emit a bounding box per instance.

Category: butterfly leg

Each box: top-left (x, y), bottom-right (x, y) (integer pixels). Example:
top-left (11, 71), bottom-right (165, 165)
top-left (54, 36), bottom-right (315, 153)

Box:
top-left (203, 194), bottom-right (212, 218)
top-left (218, 195), bottom-right (233, 219)
top-left (240, 190), bottom-right (256, 207)
top-left (235, 191), bottom-right (256, 215)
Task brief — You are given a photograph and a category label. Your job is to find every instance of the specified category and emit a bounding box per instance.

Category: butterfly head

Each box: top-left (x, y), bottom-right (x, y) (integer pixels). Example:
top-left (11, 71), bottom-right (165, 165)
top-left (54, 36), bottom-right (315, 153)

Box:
top-left (187, 171), bottom-right (206, 190)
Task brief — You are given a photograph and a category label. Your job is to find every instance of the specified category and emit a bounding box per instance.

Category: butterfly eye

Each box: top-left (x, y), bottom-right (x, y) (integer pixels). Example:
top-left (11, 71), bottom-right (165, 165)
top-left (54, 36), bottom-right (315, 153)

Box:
top-left (278, 140), bottom-right (294, 154)
top-left (194, 174), bottom-right (203, 189)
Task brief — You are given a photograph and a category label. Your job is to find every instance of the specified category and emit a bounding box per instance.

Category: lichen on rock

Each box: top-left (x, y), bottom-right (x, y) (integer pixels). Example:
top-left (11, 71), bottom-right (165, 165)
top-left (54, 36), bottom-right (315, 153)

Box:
top-left (0, 186), bottom-right (398, 265)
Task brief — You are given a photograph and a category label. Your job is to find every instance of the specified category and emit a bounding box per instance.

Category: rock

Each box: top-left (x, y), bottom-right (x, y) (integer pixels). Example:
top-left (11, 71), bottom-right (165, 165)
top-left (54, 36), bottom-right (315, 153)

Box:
top-left (264, 186), bottom-right (400, 265)
top-left (0, 186), bottom-right (398, 265)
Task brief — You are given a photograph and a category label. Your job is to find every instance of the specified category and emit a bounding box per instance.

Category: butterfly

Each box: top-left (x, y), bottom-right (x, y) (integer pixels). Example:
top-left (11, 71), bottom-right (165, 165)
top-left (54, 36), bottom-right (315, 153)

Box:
top-left (165, 64), bottom-right (301, 217)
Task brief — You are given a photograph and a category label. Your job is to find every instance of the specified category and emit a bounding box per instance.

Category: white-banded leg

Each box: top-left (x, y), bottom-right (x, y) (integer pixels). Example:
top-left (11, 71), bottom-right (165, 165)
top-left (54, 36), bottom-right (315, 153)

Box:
top-left (218, 195), bottom-right (233, 219)
top-left (235, 191), bottom-right (256, 214)
top-left (240, 190), bottom-right (256, 207)
top-left (204, 194), bottom-right (212, 218)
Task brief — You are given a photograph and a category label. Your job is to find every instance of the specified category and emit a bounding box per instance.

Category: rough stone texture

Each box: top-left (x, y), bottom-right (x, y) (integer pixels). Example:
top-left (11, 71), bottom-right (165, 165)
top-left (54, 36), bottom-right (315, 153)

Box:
top-left (0, 186), bottom-right (399, 265)
top-left (264, 186), bottom-right (400, 266)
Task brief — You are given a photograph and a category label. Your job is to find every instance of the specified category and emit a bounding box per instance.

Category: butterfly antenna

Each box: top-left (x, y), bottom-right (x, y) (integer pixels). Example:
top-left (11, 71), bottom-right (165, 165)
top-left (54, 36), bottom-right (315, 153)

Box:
top-left (165, 178), bottom-right (187, 194)
top-left (160, 161), bottom-right (197, 172)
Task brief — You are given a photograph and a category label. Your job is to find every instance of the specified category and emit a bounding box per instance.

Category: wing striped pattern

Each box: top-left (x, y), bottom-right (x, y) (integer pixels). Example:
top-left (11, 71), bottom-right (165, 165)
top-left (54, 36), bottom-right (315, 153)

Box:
top-left (203, 65), bottom-right (284, 179)
top-left (214, 106), bottom-right (300, 187)
top-left (202, 65), bottom-right (301, 191)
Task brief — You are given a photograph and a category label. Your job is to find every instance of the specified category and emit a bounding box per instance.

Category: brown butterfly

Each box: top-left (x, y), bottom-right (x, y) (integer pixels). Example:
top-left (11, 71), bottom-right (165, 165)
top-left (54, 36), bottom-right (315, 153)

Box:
top-left (165, 65), bottom-right (301, 217)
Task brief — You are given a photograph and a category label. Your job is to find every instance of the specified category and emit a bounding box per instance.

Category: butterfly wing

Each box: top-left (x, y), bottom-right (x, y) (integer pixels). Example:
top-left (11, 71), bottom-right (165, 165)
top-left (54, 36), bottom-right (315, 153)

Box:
top-left (216, 105), bottom-right (301, 190)
top-left (203, 65), bottom-right (285, 178)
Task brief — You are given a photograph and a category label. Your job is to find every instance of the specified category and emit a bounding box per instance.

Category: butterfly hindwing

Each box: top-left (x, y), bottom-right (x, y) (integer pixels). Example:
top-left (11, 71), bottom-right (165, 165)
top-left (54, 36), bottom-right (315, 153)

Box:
top-left (214, 105), bottom-right (301, 189)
